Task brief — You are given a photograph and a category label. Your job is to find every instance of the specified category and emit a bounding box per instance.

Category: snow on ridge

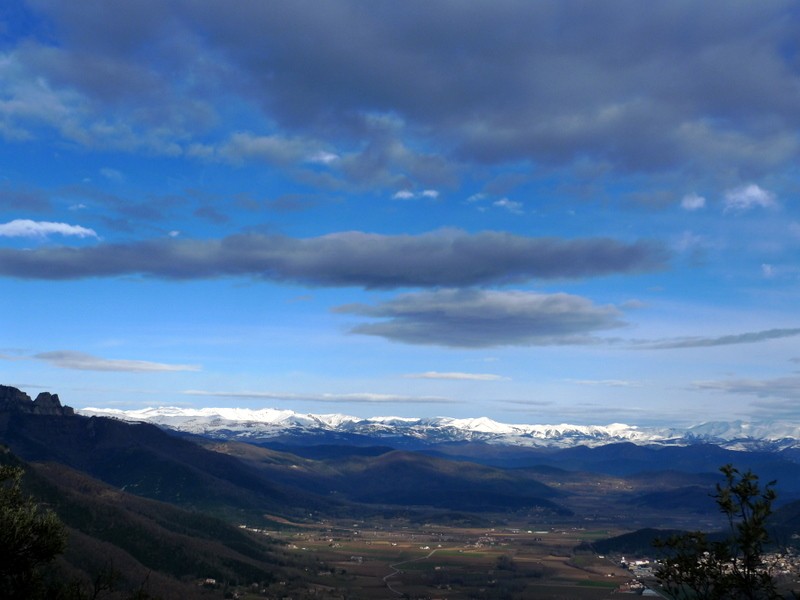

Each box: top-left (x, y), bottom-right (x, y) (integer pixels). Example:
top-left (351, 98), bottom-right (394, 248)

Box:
top-left (76, 406), bottom-right (800, 448)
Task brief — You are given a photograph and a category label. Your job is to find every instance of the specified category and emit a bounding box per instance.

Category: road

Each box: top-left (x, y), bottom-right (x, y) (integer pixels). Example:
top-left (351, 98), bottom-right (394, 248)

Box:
top-left (384, 548), bottom-right (441, 596)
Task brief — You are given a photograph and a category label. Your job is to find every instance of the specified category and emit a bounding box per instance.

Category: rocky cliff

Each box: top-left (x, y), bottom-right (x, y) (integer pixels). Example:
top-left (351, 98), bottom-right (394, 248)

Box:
top-left (0, 385), bottom-right (75, 416)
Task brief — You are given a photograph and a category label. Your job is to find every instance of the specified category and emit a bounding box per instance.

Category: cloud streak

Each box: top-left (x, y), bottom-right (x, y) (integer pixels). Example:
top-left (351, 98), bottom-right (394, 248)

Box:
top-left (0, 229), bottom-right (666, 287)
top-left (692, 376), bottom-right (800, 401)
top-left (0, 219), bottom-right (97, 238)
top-left (32, 351), bottom-right (199, 372)
top-left (405, 371), bottom-right (507, 381)
top-left (181, 390), bottom-right (456, 404)
top-left (641, 328), bottom-right (800, 349)
top-left (337, 289), bottom-right (625, 348)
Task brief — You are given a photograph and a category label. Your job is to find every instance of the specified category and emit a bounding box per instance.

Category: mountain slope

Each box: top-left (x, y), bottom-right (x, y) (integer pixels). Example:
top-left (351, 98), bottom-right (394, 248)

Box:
top-left (80, 404), bottom-right (800, 451)
top-left (1, 386), bottom-right (570, 517)
top-left (0, 448), bottom-right (316, 599)
top-left (211, 441), bottom-right (569, 515)
top-left (0, 388), bottom-right (334, 523)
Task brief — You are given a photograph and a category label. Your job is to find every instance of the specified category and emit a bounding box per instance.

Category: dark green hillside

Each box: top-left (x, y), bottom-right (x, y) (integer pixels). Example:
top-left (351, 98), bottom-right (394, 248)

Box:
top-left (335, 450), bottom-right (568, 513)
top-left (0, 398), bottom-right (334, 523)
top-left (0, 449), bottom-right (316, 599)
top-left (581, 528), bottom-right (684, 556)
top-left (625, 485), bottom-right (718, 513)
top-left (767, 498), bottom-right (800, 546)
top-left (215, 442), bottom-right (570, 515)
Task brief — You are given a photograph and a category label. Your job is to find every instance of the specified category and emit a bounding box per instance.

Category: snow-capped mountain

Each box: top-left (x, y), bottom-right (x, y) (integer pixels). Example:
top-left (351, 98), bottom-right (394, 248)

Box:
top-left (77, 406), bottom-right (800, 450)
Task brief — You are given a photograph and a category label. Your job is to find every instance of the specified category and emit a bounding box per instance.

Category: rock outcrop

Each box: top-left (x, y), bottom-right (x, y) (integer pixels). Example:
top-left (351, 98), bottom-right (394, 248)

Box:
top-left (0, 385), bottom-right (75, 416)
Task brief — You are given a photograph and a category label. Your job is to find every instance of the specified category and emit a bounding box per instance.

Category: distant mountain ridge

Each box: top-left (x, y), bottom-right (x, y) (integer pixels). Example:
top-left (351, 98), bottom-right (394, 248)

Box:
top-left (78, 405), bottom-right (800, 451)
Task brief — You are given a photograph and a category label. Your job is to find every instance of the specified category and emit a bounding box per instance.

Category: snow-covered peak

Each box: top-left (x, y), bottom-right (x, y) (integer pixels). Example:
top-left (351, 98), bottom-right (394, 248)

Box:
top-left (76, 406), bottom-right (800, 450)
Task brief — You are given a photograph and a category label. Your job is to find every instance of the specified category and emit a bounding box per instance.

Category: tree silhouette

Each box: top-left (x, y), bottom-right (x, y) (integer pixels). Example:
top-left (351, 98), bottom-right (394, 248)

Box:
top-left (0, 464), bottom-right (67, 599)
top-left (654, 464), bottom-right (780, 600)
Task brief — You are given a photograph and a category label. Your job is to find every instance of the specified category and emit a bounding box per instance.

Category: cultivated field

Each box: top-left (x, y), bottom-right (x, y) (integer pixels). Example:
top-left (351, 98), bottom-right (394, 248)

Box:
top-left (234, 517), bottom-right (651, 599)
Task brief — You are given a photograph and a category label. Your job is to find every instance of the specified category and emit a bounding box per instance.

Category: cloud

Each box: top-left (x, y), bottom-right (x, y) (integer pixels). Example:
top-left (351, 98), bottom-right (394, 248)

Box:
top-left (723, 184), bottom-right (777, 213)
top-left (692, 376), bottom-right (800, 401)
top-left (31, 351), bottom-right (200, 372)
top-left (0, 186), bottom-right (52, 212)
top-left (216, 132), bottom-right (325, 166)
top-left (0, 229), bottom-right (667, 287)
top-left (641, 327), bottom-right (800, 349)
top-left (336, 289), bottom-right (625, 348)
top-left (493, 198), bottom-right (523, 214)
top-left (393, 189), bottom-right (441, 200)
top-left (181, 390), bottom-right (455, 403)
top-left (0, 219), bottom-right (97, 239)
top-left (307, 151), bottom-right (339, 164)
top-left (680, 193), bottom-right (706, 211)
top-left (405, 371), bottom-right (507, 381)
top-left (5, 2), bottom-right (800, 181)
top-left (100, 167), bottom-right (124, 182)
top-left (568, 379), bottom-right (642, 387)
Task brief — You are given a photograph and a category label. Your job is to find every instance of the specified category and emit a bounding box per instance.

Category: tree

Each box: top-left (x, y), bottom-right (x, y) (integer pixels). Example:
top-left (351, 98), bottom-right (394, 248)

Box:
top-left (0, 464), bottom-right (67, 599)
top-left (654, 464), bottom-right (780, 600)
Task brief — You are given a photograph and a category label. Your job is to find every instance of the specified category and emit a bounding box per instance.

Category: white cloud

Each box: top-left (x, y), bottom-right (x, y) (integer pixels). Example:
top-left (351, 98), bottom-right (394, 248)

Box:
top-left (723, 184), bottom-right (776, 213)
top-left (674, 230), bottom-right (705, 253)
top-left (493, 198), bottom-right (523, 214)
top-left (680, 192), bottom-right (706, 211)
top-left (308, 150), bottom-right (339, 164)
top-left (100, 167), bottom-right (124, 182)
top-left (0, 219), bottom-right (97, 238)
top-left (761, 263), bottom-right (775, 278)
top-left (392, 189), bottom-right (440, 200)
top-left (404, 371), bottom-right (507, 381)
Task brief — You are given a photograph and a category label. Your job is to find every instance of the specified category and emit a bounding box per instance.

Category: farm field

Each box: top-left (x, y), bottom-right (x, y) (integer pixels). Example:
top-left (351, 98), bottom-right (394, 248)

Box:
top-left (234, 517), bottom-right (652, 599)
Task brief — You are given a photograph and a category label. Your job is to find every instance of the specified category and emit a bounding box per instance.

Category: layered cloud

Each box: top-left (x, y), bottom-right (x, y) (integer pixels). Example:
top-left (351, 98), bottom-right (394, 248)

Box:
top-left (642, 328), bottom-right (800, 349)
top-left (0, 229), bottom-right (666, 286)
top-left (3, 2), bottom-right (800, 182)
top-left (692, 376), bottom-right (800, 401)
top-left (27, 351), bottom-right (199, 372)
top-left (336, 289), bottom-right (624, 347)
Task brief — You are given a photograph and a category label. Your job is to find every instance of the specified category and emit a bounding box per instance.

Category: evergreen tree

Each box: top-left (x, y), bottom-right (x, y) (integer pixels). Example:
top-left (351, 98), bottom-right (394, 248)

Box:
top-left (0, 464), bottom-right (67, 599)
top-left (654, 464), bottom-right (780, 600)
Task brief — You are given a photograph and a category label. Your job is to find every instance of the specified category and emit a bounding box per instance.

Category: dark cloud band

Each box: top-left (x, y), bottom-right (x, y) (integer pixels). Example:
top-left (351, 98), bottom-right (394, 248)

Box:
top-left (0, 230), bottom-right (666, 287)
top-left (336, 288), bottom-right (625, 347)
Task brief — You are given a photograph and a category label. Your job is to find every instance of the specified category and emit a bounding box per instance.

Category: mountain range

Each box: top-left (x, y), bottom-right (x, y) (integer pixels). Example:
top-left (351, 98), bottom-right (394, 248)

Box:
top-left (5, 384), bottom-right (800, 595)
top-left (79, 405), bottom-right (800, 451)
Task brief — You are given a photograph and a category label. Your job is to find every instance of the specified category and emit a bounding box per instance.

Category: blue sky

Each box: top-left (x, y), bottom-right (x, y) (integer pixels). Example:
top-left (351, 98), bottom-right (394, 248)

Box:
top-left (1, 1), bottom-right (799, 425)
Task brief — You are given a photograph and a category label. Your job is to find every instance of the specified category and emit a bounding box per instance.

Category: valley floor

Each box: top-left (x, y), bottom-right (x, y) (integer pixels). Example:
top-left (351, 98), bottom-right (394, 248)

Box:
top-left (231, 516), bottom-right (657, 599)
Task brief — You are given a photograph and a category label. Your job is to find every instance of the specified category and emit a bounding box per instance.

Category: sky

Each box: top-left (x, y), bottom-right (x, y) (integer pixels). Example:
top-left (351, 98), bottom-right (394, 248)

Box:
top-left (1, 1), bottom-right (799, 426)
